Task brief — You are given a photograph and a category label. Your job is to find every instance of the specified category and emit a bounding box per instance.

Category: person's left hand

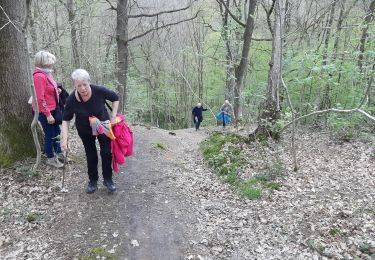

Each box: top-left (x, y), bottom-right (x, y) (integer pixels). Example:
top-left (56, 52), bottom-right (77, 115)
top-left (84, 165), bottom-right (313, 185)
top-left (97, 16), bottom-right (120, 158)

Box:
top-left (110, 116), bottom-right (117, 125)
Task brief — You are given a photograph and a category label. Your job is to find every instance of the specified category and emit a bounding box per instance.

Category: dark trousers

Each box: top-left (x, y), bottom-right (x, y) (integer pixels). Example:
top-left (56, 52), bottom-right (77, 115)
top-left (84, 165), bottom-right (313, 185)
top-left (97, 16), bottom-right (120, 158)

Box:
top-left (37, 112), bottom-right (62, 158)
top-left (78, 132), bottom-right (113, 182)
top-left (222, 112), bottom-right (226, 127)
top-left (195, 119), bottom-right (201, 130)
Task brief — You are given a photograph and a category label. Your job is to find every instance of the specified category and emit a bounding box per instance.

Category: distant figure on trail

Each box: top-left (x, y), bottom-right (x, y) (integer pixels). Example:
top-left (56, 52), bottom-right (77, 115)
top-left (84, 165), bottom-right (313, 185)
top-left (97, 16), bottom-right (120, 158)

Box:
top-left (192, 103), bottom-right (208, 131)
top-left (61, 69), bottom-right (120, 194)
top-left (32, 50), bottom-right (64, 168)
top-left (216, 100), bottom-right (234, 128)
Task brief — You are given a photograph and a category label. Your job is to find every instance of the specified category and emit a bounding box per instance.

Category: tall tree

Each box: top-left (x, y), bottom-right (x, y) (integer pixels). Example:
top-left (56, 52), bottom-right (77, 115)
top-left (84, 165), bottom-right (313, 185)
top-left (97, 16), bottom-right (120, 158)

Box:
top-left (357, 0), bottom-right (375, 72)
top-left (233, 0), bottom-right (257, 119)
top-left (217, 0), bottom-right (257, 119)
top-left (59, 0), bottom-right (80, 68)
top-left (106, 0), bottom-right (199, 113)
top-left (116, 0), bottom-right (129, 113)
top-left (0, 0), bottom-right (35, 167)
top-left (255, 0), bottom-right (286, 138)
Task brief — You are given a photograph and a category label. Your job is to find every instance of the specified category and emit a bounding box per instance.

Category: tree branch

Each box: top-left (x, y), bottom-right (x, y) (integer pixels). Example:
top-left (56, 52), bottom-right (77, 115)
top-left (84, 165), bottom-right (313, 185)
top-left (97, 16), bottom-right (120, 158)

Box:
top-left (282, 108), bottom-right (375, 131)
top-left (129, 0), bottom-right (198, 18)
top-left (104, 0), bottom-right (117, 11)
top-left (0, 4), bottom-right (22, 33)
top-left (261, 0), bottom-right (276, 35)
top-left (58, 0), bottom-right (68, 10)
top-left (216, 0), bottom-right (246, 27)
top-left (127, 11), bottom-right (200, 43)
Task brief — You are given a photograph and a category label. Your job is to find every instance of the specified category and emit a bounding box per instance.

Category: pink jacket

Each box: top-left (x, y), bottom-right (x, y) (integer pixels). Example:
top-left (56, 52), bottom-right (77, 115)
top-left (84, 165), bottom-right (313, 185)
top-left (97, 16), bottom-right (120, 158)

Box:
top-left (111, 114), bottom-right (133, 172)
top-left (32, 68), bottom-right (58, 117)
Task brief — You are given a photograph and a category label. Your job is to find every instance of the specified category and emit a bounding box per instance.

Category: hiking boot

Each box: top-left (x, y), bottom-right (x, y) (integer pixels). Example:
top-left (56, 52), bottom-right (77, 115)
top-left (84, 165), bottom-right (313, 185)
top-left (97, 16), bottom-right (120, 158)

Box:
top-left (86, 181), bottom-right (98, 194)
top-left (46, 157), bottom-right (64, 168)
top-left (103, 179), bottom-right (116, 193)
top-left (56, 153), bottom-right (65, 162)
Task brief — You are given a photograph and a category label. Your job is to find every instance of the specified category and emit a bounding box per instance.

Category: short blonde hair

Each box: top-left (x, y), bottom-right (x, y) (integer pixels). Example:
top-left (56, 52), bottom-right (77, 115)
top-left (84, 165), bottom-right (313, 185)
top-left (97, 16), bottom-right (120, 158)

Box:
top-left (34, 50), bottom-right (56, 68)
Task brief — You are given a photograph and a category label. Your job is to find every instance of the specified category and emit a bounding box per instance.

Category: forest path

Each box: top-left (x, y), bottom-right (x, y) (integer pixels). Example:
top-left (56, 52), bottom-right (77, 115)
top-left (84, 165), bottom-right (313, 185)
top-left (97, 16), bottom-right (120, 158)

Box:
top-left (44, 125), bottom-right (211, 259)
top-left (2, 124), bottom-right (373, 259)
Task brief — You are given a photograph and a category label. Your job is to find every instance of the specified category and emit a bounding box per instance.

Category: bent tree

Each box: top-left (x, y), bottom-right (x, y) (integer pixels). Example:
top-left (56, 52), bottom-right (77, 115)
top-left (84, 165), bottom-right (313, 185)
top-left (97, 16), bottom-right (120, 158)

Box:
top-left (0, 0), bottom-right (35, 167)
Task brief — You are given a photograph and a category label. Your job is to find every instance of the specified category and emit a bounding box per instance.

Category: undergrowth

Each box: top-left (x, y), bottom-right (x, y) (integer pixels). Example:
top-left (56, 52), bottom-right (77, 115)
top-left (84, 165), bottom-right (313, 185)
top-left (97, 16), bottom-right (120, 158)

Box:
top-left (200, 132), bottom-right (281, 200)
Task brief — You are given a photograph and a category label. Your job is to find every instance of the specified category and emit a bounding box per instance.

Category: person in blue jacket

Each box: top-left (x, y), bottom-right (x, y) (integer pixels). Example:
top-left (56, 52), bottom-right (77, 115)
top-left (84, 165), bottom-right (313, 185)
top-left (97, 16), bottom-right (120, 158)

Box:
top-left (216, 100), bottom-right (234, 128)
top-left (192, 103), bottom-right (207, 131)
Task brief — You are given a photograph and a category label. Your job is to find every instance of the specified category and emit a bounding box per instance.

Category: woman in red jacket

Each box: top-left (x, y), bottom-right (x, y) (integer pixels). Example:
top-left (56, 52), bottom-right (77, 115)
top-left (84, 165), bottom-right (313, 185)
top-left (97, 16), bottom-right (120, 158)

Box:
top-left (32, 50), bottom-right (63, 168)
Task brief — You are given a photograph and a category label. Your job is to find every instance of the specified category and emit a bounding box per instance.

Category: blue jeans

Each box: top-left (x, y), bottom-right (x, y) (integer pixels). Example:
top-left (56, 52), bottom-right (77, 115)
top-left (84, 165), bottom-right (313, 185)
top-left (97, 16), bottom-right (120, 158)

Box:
top-left (38, 112), bottom-right (62, 158)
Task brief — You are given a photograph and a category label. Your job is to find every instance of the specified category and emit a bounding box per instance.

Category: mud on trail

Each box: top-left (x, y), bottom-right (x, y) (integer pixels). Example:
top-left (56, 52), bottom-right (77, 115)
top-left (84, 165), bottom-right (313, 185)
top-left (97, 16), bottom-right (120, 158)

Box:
top-left (1, 125), bottom-right (374, 259)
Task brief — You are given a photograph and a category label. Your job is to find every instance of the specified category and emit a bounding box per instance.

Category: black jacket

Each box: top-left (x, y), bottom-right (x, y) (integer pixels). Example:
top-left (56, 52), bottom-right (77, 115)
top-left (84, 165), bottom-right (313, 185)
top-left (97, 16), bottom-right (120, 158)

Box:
top-left (192, 106), bottom-right (207, 122)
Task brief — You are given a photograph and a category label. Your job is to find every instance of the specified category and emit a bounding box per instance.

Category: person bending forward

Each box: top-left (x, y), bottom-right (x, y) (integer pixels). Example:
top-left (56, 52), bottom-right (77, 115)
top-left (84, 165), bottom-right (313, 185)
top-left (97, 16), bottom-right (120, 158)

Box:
top-left (61, 69), bottom-right (119, 193)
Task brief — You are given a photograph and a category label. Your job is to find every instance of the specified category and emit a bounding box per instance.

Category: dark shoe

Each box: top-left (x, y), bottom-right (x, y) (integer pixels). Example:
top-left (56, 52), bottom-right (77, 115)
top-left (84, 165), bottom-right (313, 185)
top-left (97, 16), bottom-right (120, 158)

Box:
top-left (86, 181), bottom-right (97, 193)
top-left (103, 179), bottom-right (116, 193)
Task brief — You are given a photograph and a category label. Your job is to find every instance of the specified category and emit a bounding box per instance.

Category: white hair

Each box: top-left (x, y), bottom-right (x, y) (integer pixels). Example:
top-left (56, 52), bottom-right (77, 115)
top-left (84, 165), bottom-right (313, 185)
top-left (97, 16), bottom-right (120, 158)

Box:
top-left (197, 103), bottom-right (202, 107)
top-left (71, 69), bottom-right (91, 82)
top-left (225, 100), bottom-right (230, 104)
top-left (34, 50), bottom-right (56, 68)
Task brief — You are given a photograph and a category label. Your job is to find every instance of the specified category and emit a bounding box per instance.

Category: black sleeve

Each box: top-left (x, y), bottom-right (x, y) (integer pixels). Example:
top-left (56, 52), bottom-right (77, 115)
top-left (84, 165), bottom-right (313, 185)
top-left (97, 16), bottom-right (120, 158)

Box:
top-left (203, 108), bottom-right (208, 111)
top-left (102, 86), bottom-right (119, 102)
top-left (62, 94), bottom-right (75, 121)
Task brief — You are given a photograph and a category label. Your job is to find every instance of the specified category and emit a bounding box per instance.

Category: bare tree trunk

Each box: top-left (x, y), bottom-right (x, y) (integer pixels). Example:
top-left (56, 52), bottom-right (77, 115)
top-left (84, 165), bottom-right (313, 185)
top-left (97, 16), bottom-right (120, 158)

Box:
top-left (0, 0), bottom-right (36, 167)
top-left (116, 0), bottom-right (129, 113)
top-left (322, 0), bottom-right (337, 66)
top-left (233, 0), bottom-right (257, 120)
top-left (67, 0), bottom-right (80, 68)
top-left (191, 19), bottom-right (205, 100)
top-left (357, 0), bottom-right (375, 72)
top-left (332, 0), bottom-right (346, 60)
top-left (54, 4), bottom-right (66, 79)
top-left (255, 0), bottom-right (286, 139)
top-left (219, 0), bottom-right (235, 101)
top-left (316, 0), bottom-right (337, 111)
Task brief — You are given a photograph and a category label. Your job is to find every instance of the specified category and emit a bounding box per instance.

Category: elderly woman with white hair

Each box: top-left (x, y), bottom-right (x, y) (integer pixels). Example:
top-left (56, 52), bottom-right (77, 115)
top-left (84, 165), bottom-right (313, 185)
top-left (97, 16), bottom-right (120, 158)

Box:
top-left (61, 69), bottom-right (119, 193)
top-left (192, 102), bottom-right (207, 131)
top-left (216, 99), bottom-right (234, 128)
top-left (32, 50), bottom-right (64, 168)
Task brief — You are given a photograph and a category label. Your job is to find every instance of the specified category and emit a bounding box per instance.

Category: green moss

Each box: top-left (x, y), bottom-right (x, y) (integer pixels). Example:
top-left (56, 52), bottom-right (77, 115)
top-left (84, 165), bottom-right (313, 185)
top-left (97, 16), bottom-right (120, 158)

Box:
top-left (152, 142), bottom-right (167, 150)
top-left (239, 181), bottom-right (262, 199)
top-left (81, 247), bottom-right (117, 260)
top-left (224, 172), bottom-right (239, 185)
top-left (0, 118), bottom-right (36, 168)
top-left (201, 132), bottom-right (281, 200)
top-left (265, 182), bottom-right (281, 190)
top-left (328, 228), bottom-right (341, 236)
top-left (27, 212), bottom-right (40, 222)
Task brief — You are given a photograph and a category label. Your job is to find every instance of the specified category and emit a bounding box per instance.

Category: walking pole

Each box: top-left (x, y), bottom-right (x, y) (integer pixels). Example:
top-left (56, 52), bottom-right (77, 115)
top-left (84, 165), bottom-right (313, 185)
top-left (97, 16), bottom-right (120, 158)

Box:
top-left (61, 139), bottom-right (69, 193)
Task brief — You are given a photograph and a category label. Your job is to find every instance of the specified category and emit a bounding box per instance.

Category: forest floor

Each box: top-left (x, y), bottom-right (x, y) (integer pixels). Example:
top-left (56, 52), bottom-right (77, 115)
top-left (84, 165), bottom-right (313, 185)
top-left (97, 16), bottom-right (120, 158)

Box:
top-left (0, 125), bottom-right (374, 259)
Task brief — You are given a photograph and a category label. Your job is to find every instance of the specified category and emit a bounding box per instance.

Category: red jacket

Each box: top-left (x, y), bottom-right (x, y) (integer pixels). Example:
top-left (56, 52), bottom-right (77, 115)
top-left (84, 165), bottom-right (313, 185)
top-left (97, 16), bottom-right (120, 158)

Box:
top-left (111, 114), bottom-right (133, 172)
top-left (32, 68), bottom-right (59, 117)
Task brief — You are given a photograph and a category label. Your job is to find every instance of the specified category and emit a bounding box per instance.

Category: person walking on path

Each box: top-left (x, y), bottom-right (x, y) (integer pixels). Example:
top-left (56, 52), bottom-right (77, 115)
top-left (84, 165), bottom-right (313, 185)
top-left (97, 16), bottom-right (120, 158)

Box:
top-left (32, 50), bottom-right (64, 168)
top-left (216, 100), bottom-right (235, 129)
top-left (192, 103), bottom-right (207, 131)
top-left (61, 69), bottom-right (119, 194)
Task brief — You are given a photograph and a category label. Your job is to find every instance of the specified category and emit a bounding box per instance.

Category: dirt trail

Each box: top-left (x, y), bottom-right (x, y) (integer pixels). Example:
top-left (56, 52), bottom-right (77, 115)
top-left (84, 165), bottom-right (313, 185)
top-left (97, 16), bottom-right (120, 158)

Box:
top-left (1, 125), bottom-right (374, 260)
top-left (42, 126), bottom-right (209, 259)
